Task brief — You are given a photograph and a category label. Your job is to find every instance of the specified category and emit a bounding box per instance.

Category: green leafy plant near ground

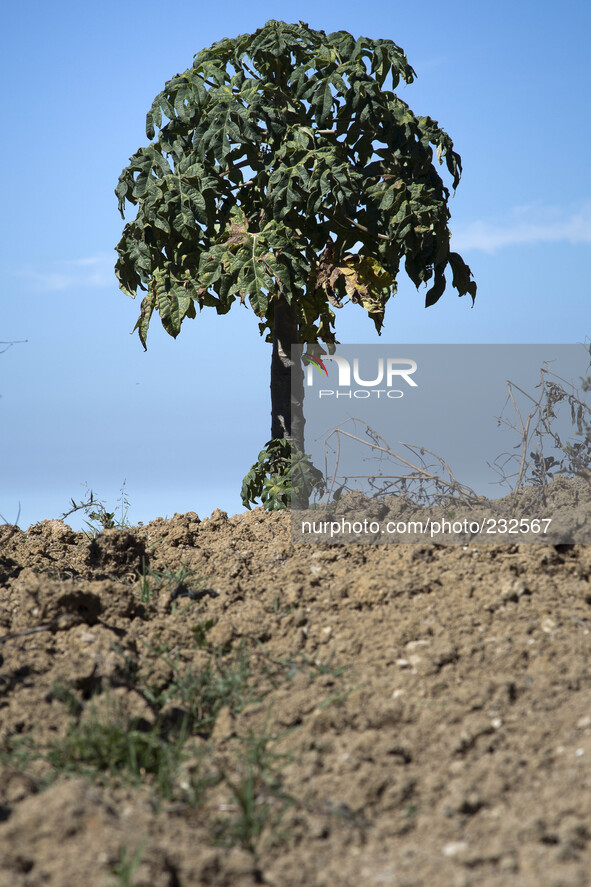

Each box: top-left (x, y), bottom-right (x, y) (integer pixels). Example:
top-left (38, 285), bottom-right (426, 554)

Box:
top-left (241, 438), bottom-right (325, 510)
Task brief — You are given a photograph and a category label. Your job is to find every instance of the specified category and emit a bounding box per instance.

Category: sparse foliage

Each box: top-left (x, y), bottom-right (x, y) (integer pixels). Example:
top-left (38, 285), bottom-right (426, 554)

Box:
top-left (61, 482), bottom-right (131, 536)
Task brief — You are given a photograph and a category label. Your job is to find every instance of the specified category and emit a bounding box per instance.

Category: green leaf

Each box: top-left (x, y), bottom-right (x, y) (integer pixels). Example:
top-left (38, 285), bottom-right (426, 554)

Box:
top-left (153, 215), bottom-right (171, 235)
top-left (448, 251), bottom-right (477, 303)
top-left (146, 102), bottom-right (162, 139)
top-left (379, 187), bottom-right (395, 212)
top-left (133, 292), bottom-right (156, 350)
top-left (425, 267), bottom-right (447, 308)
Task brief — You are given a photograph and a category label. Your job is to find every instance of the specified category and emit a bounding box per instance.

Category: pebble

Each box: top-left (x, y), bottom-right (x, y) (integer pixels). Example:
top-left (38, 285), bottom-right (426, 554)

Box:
top-left (443, 841), bottom-right (469, 858)
top-left (406, 639), bottom-right (430, 652)
top-left (501, 579), bottom-right (528, 603)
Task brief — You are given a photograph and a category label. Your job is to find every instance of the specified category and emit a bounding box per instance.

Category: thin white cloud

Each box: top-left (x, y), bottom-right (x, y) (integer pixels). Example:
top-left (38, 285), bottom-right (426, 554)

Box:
top-left (452, 203), bottom-right (591, 253)
top-left (15, 253), bottom-right (115, 292)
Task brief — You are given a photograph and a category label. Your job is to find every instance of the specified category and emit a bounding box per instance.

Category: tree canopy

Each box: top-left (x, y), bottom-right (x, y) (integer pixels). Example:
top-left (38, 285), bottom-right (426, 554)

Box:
top-left (115, 19), bottom-right (476, 351)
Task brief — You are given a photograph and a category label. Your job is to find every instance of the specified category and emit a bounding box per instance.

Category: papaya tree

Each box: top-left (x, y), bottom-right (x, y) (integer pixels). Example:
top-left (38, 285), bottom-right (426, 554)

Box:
top-left (115, 19), bottom-right (476, 508)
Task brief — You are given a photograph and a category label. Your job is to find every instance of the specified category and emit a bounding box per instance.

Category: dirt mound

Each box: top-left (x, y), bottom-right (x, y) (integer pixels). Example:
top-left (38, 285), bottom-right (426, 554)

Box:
top-left (1, 510), bottom-right (591, 886)
top-left (295, 474), bottom-right (591, 545)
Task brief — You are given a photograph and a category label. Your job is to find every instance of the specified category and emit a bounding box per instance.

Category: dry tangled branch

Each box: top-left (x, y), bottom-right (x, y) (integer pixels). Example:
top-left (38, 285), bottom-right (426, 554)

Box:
top-left (320, 418), bottom-right (485, 508)
top-left (490, 356), bottom-right (591, 504)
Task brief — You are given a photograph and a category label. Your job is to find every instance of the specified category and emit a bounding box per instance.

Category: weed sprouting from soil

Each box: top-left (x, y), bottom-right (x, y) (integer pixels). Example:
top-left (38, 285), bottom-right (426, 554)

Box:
top-left (0, 609), bottom-right (348, 856)
top-left (107, 841), bottom-right (146, 887)
top-left (212, 729), bottom-right (295, 853)
top-left (135, 561), bottom-right (206, 606)
top-left (61, 481), bottom-right (131, 537)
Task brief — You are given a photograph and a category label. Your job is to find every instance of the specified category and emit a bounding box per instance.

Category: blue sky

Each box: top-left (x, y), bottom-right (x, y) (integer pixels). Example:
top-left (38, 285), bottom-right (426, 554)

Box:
top-left (1, 0), bottom-right (589, 529)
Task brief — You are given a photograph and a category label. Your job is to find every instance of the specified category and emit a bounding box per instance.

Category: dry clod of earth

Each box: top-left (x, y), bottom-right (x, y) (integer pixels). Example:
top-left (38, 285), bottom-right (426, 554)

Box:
top-left (1, 510), bottom-right (591, 886)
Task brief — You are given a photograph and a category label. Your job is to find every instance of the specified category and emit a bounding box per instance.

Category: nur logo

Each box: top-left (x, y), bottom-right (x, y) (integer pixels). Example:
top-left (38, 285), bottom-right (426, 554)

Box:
top-left (302, 353), bottom-right (418, 400)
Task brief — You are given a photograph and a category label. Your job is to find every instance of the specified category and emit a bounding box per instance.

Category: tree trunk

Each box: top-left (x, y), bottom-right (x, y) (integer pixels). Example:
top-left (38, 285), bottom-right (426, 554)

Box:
top-left (270, 294), bottom-right (304, 453)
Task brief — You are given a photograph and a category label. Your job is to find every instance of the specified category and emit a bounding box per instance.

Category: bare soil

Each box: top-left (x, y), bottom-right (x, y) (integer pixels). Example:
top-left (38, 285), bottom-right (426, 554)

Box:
top-left (1, 508), bottom-right (591, 886)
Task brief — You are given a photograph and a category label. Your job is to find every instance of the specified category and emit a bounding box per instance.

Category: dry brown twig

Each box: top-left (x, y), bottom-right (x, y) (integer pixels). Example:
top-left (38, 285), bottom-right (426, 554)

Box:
top-left (0, 613), bottom-right (84, 647)
top-left (0, 508), bottom-right (21, 546)
top-left (321, 418), bottom-right (486, 507)
top-left (491, 360), bottom-right (591, 502)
